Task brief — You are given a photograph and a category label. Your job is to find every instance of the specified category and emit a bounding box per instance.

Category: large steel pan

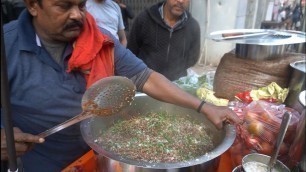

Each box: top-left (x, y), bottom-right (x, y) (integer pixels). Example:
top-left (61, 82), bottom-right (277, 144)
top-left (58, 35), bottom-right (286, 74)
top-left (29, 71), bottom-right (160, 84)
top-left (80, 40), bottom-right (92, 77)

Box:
top-left (80, 93), bottom-right (236, 172)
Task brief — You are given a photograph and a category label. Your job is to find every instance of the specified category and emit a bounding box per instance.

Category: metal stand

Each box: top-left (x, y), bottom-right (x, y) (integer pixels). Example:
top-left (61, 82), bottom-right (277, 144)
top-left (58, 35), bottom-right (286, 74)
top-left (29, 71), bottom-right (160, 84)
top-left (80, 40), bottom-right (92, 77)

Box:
top-left (1, 14), bottom-right (18, 172)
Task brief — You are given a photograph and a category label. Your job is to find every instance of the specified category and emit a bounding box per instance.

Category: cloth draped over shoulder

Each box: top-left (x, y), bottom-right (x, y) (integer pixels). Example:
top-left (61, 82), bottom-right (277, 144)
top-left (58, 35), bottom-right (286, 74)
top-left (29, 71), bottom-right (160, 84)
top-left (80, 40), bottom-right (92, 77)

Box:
top-left (67, 12), bottom-right (115, 88)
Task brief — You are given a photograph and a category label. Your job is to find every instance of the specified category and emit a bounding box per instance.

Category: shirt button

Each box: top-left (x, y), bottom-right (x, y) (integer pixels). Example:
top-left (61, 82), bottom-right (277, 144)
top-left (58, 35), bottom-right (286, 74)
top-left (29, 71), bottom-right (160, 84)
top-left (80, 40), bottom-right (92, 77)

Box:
top-left (73, 87), bottom-right (82, 93)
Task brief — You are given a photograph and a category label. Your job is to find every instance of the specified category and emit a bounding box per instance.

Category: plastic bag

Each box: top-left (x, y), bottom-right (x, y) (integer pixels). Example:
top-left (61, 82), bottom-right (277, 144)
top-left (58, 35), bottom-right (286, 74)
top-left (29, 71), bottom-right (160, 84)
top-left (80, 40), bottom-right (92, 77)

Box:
top-left (287, 109), bottom-right (305, 168)
top-left (174, 70), bottom-right (216, 96)
top-left (234, 82), bottom-right (289, 104)
top-left (229, 100), bottom-right (301, 169)
top-left (173, 75), bottom-right (207, 96)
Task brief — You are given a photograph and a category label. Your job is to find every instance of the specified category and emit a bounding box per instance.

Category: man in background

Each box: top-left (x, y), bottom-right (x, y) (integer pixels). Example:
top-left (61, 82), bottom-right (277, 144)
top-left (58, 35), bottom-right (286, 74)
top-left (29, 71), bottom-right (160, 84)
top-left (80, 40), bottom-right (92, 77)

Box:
top-left (127, 0), bottom-right (201, 81)
top-left (113, 0), bottom-right (134, 39)
top-left (86, 0), bottom-right (128, 47)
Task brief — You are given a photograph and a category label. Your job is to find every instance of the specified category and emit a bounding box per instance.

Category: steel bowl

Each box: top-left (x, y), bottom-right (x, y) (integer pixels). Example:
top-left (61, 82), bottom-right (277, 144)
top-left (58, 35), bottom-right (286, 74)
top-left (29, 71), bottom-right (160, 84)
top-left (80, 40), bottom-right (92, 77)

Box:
top-left (80, 93), bottom-right (236, 172)
top-left (242, 153), bottom-right (290, 172)
top-left (232, 165), bottom-right (243, 172)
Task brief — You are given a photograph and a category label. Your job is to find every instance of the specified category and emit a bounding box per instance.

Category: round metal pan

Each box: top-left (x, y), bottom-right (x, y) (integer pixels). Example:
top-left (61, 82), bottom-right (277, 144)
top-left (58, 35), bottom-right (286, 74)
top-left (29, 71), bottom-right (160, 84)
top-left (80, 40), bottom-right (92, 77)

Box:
top-left (80, 93), bottom-right (236, 171)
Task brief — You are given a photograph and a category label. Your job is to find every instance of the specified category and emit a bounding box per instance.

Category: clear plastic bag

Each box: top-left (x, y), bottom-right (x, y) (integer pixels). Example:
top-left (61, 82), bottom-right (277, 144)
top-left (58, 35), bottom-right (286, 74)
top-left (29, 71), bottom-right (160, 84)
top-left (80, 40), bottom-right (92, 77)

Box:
top-left (229, 100), bottom-right (301, 169)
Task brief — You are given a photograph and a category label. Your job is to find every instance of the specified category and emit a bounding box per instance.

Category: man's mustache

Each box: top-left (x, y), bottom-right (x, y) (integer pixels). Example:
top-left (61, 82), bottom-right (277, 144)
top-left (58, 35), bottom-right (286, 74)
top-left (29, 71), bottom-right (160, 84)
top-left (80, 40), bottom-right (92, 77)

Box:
top-left (173, 4), bottom-right (186, 11)
top-left (64, 21), bottom-right (84, 30)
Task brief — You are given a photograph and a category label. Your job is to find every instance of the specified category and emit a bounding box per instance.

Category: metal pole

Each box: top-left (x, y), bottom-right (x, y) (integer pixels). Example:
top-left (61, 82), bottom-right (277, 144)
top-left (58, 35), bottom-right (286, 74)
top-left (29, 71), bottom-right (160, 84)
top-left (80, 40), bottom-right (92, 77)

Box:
top-left (1, 15), bottom-right (18, 172)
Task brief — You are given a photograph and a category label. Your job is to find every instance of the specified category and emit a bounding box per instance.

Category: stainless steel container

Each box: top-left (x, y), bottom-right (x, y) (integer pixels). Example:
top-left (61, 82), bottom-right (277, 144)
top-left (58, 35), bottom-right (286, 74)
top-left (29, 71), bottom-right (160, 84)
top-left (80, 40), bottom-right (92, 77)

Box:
top-left (81, 93), bottom-right (236, 172)
top-left (235, 44), bottom-right (286, 60)
top-left (209, 29), bottom-right (306, 60)
top-left (232, 165), bottom-right (243, 172)
top-left (285, 60), bottom-right (306, 112)
top-left (242, 153), bottom-right (290, 172)
top-left (289, 90), bottom-right (306, 171)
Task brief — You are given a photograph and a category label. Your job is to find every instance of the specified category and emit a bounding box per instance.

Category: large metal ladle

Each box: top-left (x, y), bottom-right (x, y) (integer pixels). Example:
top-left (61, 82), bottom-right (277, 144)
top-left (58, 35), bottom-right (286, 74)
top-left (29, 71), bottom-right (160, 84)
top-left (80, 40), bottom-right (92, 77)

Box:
top-left (38, 76), bottom-right (136, 138)
top-left (267, 111), bottom-right (292, 171)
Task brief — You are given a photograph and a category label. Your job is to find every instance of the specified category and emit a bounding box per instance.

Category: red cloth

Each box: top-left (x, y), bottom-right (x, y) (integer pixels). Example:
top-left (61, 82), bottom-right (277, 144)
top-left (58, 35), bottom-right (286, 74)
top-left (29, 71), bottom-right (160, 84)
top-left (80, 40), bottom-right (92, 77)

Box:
top-left (67, 12), bottom-right (114, 88)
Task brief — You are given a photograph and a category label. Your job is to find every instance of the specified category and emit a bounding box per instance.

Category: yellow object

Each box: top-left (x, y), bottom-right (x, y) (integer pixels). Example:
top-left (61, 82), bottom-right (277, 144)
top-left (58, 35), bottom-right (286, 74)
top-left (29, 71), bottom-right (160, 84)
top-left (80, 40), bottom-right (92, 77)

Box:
top-left (196, 87), bottom-right (229, 106)
top-left (250, 82), bottom-right (289, 103)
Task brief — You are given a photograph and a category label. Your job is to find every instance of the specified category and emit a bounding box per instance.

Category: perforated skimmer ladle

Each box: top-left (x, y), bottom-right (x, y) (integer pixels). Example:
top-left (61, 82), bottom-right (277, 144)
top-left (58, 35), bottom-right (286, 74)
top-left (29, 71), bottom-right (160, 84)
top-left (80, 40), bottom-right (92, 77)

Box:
top-left (38, 76), bottom-right (136, 138)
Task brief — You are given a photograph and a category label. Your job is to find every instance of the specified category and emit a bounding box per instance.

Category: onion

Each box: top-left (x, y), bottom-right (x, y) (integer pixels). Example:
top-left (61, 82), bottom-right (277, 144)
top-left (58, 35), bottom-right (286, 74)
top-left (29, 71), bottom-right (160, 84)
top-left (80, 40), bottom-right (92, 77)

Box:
top-left (247, 121), bottom-right (264, 136)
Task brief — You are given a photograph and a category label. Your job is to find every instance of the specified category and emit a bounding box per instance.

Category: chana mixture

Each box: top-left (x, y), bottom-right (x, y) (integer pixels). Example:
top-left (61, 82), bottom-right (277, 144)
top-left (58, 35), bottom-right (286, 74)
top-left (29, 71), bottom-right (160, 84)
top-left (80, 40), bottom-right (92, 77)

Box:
top-left (97, 112), bottom-right (214, 163)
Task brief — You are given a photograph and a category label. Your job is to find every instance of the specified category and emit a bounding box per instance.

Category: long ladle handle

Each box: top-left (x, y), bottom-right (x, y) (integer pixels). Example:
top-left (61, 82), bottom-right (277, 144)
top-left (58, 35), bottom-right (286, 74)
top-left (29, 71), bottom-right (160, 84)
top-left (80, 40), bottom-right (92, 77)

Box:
top-left (38, 112), bottom-right (93, 138)
top-left (221, 31), bottom-right (269, 40)
top-left (267, 112), bottom-right (292, 171)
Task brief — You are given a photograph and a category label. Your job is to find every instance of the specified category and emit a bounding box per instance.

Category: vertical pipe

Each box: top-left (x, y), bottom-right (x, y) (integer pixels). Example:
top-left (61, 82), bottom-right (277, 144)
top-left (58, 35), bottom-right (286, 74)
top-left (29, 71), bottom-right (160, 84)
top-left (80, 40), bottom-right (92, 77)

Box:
top-left (1, 16), bottom-right (18, 172)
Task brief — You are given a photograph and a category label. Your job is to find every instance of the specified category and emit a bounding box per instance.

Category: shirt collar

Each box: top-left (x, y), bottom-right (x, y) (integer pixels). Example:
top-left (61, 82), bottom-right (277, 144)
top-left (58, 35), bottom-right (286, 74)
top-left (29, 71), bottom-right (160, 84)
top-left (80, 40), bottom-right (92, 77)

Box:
top-left (158, 3), bottom-right (188, 28)
top-left (36, 34), bottom-right (42, 47)
top-left (17, 10), bottom-right (39, 52)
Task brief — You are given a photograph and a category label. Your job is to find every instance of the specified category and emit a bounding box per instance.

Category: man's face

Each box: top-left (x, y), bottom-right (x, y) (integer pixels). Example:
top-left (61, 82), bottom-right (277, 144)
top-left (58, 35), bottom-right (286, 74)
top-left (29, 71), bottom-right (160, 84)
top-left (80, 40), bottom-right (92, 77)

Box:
top-left (165, 0), bottom-right (190, 17)
top-left (27, 0), bottom-right (87, 42)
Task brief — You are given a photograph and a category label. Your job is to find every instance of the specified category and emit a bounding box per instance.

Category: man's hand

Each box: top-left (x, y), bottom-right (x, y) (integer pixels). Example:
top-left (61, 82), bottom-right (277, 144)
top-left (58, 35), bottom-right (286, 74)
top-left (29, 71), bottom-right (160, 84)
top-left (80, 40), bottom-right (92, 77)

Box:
top-left (201, 103), bottom-right (243, 129)
top-left (1, 128), bottom-right (44, 160)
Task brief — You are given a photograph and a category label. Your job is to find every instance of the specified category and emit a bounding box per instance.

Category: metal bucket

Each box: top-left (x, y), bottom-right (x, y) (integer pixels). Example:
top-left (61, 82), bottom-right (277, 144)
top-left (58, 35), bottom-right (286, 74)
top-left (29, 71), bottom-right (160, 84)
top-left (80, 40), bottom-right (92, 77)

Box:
top-left (285, 60), bottom-right (306, 112)
top-left (80, 93), bottom-right (236, 172)
top-left (235, 44), bottom-right (286, 60)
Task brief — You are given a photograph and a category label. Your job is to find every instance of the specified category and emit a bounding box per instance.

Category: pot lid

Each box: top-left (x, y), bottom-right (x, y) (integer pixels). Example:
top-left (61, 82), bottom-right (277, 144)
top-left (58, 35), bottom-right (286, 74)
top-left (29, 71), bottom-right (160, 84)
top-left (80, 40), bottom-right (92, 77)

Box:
top-left (209, 29), bottom-right (306, 46)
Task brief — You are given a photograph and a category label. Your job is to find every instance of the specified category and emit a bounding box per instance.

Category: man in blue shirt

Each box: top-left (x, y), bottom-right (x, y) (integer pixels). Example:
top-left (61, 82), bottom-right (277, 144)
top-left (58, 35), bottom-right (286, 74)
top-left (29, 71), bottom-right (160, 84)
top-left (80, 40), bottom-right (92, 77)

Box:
top-left (1, 0), bottom-right (241, 171)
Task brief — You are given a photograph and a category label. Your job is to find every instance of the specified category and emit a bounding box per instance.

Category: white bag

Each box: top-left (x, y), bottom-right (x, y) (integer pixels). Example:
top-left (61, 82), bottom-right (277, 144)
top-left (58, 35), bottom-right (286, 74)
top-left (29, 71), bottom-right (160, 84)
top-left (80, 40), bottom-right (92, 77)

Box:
top-left (296, 21), bottom-right (301, 27)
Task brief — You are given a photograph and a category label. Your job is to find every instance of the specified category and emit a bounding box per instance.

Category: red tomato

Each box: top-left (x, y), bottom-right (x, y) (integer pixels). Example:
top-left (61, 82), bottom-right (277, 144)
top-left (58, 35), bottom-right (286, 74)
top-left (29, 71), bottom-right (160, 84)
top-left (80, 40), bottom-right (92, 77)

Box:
top-left (244, 111), bottom-right (258, 123)
top-left (259, 111), bottom-right (272, 123)
top-left (279, 142), bottom-right (288, 155)
top-left (260, 130), bottom-right (276, 144)
top-left (258, 141), bottom-right (273, 155)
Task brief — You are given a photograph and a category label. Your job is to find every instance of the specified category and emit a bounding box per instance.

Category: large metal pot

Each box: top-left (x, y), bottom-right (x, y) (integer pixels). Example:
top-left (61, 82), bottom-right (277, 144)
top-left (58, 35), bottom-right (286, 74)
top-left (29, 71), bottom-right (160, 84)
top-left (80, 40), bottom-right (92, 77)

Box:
top-left (285, 60), bottom-right (306, 113)
top-left (81, 93), bottom-right (236, 172)
top-left (235, 44), bottom-right (286, 60)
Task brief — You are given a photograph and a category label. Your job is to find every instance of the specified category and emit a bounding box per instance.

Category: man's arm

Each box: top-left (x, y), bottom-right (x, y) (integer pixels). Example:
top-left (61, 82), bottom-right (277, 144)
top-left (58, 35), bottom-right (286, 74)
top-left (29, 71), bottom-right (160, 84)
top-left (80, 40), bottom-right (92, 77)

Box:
top-left (118, 29), bottom-right (127, 47)
top-left (1, 128), bottom-right (44, 160)
top-left (104, 24), bottom-right (242, 129)
top-left (115, 1), bottom-right (126, 47)
top-left (142, 72), bottom-right (242, 129)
